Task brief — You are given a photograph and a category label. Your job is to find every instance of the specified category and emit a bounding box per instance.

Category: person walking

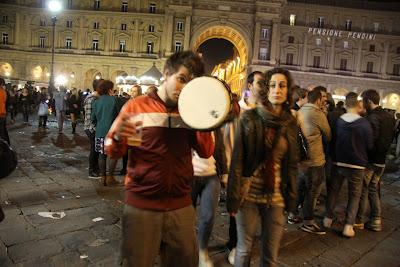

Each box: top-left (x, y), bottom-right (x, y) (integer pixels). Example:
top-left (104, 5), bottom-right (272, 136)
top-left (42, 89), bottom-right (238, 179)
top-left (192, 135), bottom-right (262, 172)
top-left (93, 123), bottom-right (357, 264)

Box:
top-left (104, 51), bottom-right (214, 267)
top-left (91, 80), bottom-right (119, 186)
top-left (68, 88), bottom-right (80, 134)
top-left (227, 67), bottom-right (299, 267)
top-left (19, 88), bottom-right (31, 124)
top-left (0, 78), bottom-right (9, 144)
top-left (298, 88), bottom-right (331, 235)
top-left (323, 92), bottom-right (373, 237)
top-left (355, 89), bottom-right (395, 231)
top-left (53, 87), bottom-right (67, 134)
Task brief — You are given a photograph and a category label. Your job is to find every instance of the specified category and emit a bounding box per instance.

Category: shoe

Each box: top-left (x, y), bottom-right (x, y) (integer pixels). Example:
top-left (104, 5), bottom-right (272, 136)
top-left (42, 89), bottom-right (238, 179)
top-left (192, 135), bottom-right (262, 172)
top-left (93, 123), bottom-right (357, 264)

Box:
top-left (343, 224), bottom-right (355, 237)
top-left (353, 222), bottom-right (364, 229)
top-left (228, 248), bottom-right (236, 265)
top-left (323, 217), bottom-right (333, 228)
top-left (288, 212), bottom-right (302, 224)
top-left (88, 172), bottom-right (100, 179)
top-left (105, 176), bottom-right (120, 186)
top-left (366, 218), bottom-right (382, 232)
top-left (300, 223), bottom-right (326, 235)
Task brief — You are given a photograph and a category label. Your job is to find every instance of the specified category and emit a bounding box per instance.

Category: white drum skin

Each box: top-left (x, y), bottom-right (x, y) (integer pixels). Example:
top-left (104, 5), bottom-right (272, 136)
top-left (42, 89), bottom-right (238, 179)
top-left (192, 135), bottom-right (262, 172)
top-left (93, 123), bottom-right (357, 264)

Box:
top-left (178, 77), bottom-right (231, 130)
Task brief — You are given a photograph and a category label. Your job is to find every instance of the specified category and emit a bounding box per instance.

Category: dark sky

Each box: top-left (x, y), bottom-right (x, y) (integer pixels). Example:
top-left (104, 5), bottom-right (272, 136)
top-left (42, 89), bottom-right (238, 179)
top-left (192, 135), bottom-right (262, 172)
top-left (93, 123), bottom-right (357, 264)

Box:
top-left (197, 38), bottom-right (236, 75)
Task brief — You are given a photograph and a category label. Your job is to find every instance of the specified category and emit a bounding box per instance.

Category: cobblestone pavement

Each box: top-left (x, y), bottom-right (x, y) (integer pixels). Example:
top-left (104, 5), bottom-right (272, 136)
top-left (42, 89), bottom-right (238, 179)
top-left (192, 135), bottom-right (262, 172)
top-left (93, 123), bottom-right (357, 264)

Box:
top-left (1, 115), bottom-right (400, 266)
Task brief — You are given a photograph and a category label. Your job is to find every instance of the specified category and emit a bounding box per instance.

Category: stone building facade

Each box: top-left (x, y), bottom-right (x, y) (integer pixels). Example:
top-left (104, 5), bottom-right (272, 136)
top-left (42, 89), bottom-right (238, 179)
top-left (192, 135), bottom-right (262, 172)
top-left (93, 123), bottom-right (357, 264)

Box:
top-left (0, 0), bottom-right (399, 110)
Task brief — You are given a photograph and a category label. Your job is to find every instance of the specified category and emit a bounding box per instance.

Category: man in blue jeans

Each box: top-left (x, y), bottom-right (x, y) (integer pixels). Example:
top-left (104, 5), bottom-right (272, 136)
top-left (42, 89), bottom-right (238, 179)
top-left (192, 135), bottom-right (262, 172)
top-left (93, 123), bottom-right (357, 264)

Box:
top-left (323, 92), bottom-right (373, 237)
top-left (298, 88), bottom-right (331, 235)
top-left (355, 89), bottom-right (395, 232)
top-left (192, 127), bottom-right (227, 267)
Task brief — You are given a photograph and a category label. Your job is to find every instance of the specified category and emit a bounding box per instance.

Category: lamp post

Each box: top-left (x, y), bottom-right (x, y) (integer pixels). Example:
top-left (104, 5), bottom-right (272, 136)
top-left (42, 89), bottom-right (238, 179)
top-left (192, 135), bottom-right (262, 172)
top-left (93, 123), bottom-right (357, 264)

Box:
top-left (48, 0), bottom-right (62, 93)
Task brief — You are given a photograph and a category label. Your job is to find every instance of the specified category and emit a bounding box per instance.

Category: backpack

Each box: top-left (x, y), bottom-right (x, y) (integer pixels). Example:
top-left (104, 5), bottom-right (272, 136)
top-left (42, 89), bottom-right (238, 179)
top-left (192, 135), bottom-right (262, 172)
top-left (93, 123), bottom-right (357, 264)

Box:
top-left (0, 138), bottom-right (17, 179)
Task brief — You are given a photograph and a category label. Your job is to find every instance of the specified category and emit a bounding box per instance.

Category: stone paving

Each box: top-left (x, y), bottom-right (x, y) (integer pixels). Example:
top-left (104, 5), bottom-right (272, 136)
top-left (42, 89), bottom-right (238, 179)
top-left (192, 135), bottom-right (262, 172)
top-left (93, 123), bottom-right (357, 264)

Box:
top-left (0, 115), bottom-right (400, 267)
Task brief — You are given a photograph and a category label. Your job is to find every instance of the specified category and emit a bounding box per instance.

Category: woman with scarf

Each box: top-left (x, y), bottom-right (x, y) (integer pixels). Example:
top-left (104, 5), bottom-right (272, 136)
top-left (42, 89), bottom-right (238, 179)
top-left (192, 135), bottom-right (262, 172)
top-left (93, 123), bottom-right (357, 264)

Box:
top-left (227, 68), bottom-right (299, 267)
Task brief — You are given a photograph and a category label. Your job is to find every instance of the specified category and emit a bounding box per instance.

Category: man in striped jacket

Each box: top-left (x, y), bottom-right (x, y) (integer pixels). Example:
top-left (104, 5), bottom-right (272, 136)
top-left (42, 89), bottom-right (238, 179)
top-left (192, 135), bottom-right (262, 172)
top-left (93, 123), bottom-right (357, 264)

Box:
top-left (105, 51), bottom-right (214, 267)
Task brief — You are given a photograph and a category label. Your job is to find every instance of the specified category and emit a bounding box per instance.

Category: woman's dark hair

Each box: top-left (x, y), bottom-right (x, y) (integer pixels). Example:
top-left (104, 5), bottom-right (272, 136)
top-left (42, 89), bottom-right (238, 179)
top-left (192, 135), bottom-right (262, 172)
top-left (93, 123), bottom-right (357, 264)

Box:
top-left (97, 80), bottom-right (114, 96)
top-left (262, 67), bottom-right (294, 112)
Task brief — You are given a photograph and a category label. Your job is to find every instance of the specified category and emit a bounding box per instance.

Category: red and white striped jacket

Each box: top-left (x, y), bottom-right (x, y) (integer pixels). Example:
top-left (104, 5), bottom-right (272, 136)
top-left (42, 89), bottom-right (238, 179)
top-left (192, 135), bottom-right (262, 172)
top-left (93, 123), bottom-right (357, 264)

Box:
top-left (105, 92), bottom-right (214, 211)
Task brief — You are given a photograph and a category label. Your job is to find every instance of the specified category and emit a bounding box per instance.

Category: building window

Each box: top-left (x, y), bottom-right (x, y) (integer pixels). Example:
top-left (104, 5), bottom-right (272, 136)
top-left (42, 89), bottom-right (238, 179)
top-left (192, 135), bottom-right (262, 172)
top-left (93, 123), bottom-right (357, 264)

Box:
top-left (343, 41), bottom-right (349, 49)
top-left (119, 40), bottom-right (126, 52)
top-left (121, 1), bottom-right (128, 12)
top-left (345, 19), bottom-right (352, 31)
top-left (147, 41), bottom-right (153, 54)
top-left (261, 28), bottom-right (269, 39)
top-left (40, 19), bottom-right (46, 26)
top-left (92, 39), bottom-right (99, 51)
top-left (149, 3), bottom-right (156, 13)
top-left (2, 15), bottom-right (8, 24)
top-left (373, 22), bottom-right (379, 32)
top-left (121, 23), bottom-right (127, 30)
top-left (2, 33), bottom-right (8, 45)
top-left (313, 56), bottom-right (321, 68)
top-left (369, 45), bottom-right (375, 52)
top-left (288, 36), bottom-right (294, 44)
top-left (94, 0), bottom-right (100, 10)
top-left (290, 14), bottom-right (296, 26)
top-left (94, 22), bottom-right (99, 29)
top-left (66, 20), bottom-right (73, 28)
top-left (67, 0), bottom-right (73, 9)
top-left (393, 64), bottom-right (400, 76)
top-left (177, 21), bottom-right (184, 31)
top-left (340, 59), bottom-right (347, 70)
top-left (318, 16), bottom-right (325, 28)
top-left (175, 41), bottom-right (182, 52)
top-left (286, 53), bottom-right (294, 65)
top-left (366, 62), bottom-right (374, 73)
top-left (148, 25), bottom-right (155, 32)
top-left (259, 48), bottom-right (268, 60)
top-left (39, 36), bottom-right (46, 48)
top-left (66, 37), bottom-right (72, 49)
top-left (316, 38), bottom-right (321, 46)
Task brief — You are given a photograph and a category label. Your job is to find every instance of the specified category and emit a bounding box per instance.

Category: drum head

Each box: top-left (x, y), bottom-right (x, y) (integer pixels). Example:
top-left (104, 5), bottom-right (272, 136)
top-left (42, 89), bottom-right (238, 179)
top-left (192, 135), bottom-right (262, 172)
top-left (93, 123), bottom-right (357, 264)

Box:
top-left (178, 77), bottom-right (231, 130)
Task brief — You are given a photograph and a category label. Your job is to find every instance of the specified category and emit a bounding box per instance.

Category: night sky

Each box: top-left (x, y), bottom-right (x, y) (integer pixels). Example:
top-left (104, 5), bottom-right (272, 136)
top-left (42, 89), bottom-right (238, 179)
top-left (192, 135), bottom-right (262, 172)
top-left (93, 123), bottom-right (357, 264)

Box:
top-left (197, 38), bottom-right (236, 74)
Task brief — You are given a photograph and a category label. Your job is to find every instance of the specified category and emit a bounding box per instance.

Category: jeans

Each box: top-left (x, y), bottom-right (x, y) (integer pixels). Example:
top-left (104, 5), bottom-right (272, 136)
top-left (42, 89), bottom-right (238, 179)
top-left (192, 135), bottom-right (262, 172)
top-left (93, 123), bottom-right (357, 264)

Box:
top-left (22, 105), bottom-right (29, 122)
top-left (56, 110), bottom-right (65, 132)
top-left (325, 166), bottom-right (364, 225)
top-left (85, 130), bottom-right (99, 174)
top-left (227, 215), bottom-right (238, 250)
top-left (235, 202), bottom-right (285, 267)
top-left (356, 164), bottom-right (385, 223)
top-left (191, 175), bottom-right (221, 250)
top-left (296, 170), bottom-right (307, 209)
top-left (38, 115), bottom-right (47, 127)
top-left (303, 165), bottom-right (325, 223)
top-left (121, 204), bottom-right (198, 267)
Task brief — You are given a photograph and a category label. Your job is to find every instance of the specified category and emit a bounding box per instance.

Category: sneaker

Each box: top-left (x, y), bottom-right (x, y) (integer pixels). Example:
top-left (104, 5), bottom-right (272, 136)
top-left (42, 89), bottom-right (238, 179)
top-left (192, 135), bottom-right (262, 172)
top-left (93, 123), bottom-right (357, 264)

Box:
top-left (300, 223), bottom-right (326, 235)
top-left (88, 172), bottom-right (100, 179)
top-left (288, 212), bottom-right (302, 224)
top-left (228, 248), bottom-right (236, 265)
top-left (366, 218), bottom-right (382, 232)
top-left (323, 217), bottom-right (333, 228)
top-left (343, 224), bottom-right (355, 237)
top-left (353, 223), bottom-right (364, 229)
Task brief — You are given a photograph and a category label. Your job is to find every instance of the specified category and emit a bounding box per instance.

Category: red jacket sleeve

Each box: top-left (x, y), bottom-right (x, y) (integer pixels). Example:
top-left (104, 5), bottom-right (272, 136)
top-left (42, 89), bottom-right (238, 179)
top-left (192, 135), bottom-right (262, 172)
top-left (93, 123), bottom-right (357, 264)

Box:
top-left (192, 131), bottom-right (214, 158)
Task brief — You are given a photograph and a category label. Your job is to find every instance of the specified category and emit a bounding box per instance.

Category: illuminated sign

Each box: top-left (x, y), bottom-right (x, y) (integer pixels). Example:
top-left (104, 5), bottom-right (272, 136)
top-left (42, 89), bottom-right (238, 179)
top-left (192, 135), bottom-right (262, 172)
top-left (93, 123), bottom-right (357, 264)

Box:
top-left (308, 27), bottom-right (376, 40)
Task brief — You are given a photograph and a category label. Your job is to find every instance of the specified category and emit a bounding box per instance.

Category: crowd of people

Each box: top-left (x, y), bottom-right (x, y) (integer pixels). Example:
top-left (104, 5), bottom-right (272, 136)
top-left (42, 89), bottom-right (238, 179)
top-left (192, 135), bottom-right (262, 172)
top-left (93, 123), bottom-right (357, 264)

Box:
top-left (0, 50), bottom-right (400, 267)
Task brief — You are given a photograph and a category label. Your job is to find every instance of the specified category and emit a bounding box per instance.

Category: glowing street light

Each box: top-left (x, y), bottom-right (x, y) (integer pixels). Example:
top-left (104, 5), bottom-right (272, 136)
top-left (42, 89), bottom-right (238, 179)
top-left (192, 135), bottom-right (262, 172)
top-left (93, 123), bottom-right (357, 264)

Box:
top-left (55, 74), bottom-right (67, 86)
top-left (48, 0), bottom-right (63, 92)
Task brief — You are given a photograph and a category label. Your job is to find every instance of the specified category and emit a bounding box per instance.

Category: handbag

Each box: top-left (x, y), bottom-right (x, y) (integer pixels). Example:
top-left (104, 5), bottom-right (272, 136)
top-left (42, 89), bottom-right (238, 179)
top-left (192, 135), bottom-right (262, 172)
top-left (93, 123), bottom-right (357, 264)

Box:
top-left (0, 139), bottom-right (18, 179)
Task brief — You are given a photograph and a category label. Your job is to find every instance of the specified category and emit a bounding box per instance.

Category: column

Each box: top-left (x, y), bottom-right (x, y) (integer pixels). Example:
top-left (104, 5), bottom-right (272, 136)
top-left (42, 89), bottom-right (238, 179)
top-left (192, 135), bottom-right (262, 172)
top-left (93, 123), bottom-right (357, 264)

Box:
top-left (104, 18), bottom-right (111, 52)
top-left (252, 20), bottom-right (261, 63)
top-left (133, 18), bottom-right (139, 53)
top-left (269, 20), bottom-right (280, 65)
top-left (301, 33), bottom-right (308, 69)
top-left (328, 38), bottom-right (335, 72)
top-left (355, 41), bottom-right (362, 75)
top-left (77, 18), bottom-right (84, 50)
top-left (381, 42), bottom-right (389, 77)
top-left (102, 65), bottom-right (110, 79)
top-left (165, 14), bottom-right (174, 55)
top-left (14, 13), bottom-right (20, 45)
top-left (183, 15), bottom-right (191, 50)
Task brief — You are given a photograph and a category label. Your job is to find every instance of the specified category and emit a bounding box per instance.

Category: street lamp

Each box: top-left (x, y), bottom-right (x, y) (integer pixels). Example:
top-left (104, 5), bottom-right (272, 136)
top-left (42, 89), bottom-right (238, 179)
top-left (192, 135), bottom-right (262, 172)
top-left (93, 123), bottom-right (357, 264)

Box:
top-left (48, 0), bottom-right (62, 93)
